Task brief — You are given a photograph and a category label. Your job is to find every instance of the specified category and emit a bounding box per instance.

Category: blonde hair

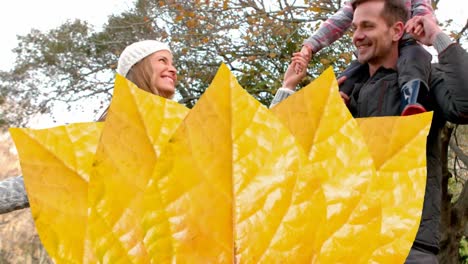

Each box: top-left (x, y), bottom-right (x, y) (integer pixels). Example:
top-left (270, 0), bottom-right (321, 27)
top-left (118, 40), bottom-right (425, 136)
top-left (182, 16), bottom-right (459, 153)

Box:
top-left (98, 55), bottom-right (160, 121)
top-left (126, 56), bottom-right (160, 96)
top-left (99, 48), bottom-right (176, 121)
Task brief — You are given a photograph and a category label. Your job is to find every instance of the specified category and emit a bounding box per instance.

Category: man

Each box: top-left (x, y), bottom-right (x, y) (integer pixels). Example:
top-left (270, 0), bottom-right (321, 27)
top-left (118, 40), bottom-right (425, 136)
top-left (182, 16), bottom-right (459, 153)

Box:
top-left (271, 0), bottom-right (468, 262)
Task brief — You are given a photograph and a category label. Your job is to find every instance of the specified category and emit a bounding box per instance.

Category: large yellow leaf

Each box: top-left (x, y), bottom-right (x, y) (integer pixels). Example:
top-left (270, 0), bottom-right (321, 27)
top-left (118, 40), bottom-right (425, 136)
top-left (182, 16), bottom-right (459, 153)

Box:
top-left (9, 122), bottom-right (103, 263)
top-left (141, 64), bottom-right (323, 262)
top-left (356, 113), bottom-right (432, 263)
top-left (271, 68), bottom-right (381, 262)
top-left (271, 68), bottom-right (431, 262)
top-left (86, 74), bottom-right (189, 263)
top-left (11, 64), bottom-right (432, 264)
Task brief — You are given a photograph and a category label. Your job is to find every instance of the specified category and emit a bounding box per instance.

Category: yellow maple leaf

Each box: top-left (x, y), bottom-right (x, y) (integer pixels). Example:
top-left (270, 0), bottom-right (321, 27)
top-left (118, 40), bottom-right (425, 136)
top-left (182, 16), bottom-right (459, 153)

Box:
top-left (357, 114), bottom-right (432, 263)
top-left (140, 64), bottom-right (316, 262)
top-left (271, 68), bottom-right (432, 262)
top-left (10, 122), bottom-right (103, 263)
top-left (10, 64), bottom-right (432, 263)
top-left (86, 75), bottom-right (189, 263)
top-left (271, 68), bottom-right (380, 262)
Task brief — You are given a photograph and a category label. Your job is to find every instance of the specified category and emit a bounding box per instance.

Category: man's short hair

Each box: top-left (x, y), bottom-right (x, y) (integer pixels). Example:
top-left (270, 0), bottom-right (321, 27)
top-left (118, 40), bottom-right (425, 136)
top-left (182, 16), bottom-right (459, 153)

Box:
top-left (352, 0), bottom-right (409, 26)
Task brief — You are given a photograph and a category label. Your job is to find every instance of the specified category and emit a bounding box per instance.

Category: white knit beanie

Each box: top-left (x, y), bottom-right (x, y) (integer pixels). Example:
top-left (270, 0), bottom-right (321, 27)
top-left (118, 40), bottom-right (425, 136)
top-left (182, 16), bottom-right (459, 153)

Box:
top-left (117, 40), bottom-right (171, 77)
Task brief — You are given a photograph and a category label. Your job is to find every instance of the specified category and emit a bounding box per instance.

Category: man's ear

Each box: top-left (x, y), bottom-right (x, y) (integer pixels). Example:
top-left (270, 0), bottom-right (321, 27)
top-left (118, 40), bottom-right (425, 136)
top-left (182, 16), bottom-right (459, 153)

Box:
top-left (392, 21), bottom-right (405, 41)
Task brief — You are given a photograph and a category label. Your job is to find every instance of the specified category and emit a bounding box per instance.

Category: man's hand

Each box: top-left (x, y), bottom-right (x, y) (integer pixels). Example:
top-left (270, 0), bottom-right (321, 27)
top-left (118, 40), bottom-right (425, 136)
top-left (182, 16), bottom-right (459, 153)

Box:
top-left (283, 53), bottom-right (308, 90)
top-left (405, 14), bottom-right (442, 46)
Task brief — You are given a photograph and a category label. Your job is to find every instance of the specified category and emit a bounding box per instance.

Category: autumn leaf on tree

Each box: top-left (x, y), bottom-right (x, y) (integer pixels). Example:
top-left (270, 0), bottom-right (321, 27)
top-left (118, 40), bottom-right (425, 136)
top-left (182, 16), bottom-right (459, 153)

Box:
top-left (11, 65), bottom-right (432, 263)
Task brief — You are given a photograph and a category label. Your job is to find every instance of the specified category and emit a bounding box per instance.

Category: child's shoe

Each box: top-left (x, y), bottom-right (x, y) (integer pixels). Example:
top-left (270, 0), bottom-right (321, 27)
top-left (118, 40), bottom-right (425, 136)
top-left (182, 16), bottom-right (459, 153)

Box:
top-left (400, 79), bottom-right (429, 116)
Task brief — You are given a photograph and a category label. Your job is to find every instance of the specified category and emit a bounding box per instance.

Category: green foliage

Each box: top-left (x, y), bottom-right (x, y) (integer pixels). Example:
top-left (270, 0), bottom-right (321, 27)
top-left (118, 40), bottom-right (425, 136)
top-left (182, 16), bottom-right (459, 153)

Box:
top-left (448, 175), bottom-right (462, 202)
top-left (446, 124), bottom-right (468, 262)
top-left (448, 125), bottom-right (468, 203)
top-left (460, 237), bottom-right (468, 264)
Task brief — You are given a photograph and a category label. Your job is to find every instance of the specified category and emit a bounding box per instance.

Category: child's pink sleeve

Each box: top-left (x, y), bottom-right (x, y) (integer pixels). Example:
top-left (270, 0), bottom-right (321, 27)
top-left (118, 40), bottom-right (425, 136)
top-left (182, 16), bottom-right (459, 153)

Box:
top-left (302, 1), bottom-right (354, 54)
top-left (411, 0), bottom-right (434, 18)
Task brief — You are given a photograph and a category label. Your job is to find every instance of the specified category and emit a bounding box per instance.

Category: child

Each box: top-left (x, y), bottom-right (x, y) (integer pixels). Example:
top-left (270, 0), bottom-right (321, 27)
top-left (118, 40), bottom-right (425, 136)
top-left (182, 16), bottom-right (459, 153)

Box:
top-left (295, 0), bottom-right (434, 115)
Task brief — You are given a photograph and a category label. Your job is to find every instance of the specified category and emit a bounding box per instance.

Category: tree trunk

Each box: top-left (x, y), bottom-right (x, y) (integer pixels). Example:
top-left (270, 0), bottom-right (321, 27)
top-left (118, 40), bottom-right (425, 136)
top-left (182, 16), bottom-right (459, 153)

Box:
top-left (438, 124), bottom-right (467, 263)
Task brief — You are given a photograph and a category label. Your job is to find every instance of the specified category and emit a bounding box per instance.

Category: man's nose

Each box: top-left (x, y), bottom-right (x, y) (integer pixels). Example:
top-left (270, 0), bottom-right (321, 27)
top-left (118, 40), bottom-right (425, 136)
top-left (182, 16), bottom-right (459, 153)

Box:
top-left (353, 30), bottom-right (364, 42)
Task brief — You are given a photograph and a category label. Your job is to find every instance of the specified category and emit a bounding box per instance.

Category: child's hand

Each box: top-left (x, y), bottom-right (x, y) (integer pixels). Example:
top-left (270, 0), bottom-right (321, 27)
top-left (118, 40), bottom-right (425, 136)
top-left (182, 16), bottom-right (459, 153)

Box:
top-left (405, 15), bottom-right (441, 46)
top-left (300, 45), bottom-right (312, 61)
top-left (294, 46), bottom-right (313, 74)
top-left (405, 15), bottom-right (426, 38)
top-left (284, 54), bottom-right (309, 90)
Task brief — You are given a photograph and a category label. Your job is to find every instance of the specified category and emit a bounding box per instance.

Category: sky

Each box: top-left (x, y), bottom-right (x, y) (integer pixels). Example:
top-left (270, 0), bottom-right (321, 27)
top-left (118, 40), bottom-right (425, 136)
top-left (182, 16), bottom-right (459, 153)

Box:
top-left (0, 0), bottom-right (467, 127)
top-left (1, 0), bottom-right (465, 70)
top-left (0, 0), bottom-right (132, 127)
top-left (0, 0), bottom-right (132, 71)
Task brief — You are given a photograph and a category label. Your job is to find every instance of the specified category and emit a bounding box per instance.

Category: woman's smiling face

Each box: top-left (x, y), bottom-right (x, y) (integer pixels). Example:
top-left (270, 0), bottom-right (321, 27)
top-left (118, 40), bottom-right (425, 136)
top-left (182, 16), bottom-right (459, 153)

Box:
top-left (148, 50), bottom-right (177, 98)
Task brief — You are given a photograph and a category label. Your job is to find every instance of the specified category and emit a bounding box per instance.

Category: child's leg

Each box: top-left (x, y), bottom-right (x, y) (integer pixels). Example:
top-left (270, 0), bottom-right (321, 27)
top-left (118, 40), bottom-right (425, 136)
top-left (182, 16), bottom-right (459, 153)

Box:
top-left (398, 39), bottom-right (432, 116)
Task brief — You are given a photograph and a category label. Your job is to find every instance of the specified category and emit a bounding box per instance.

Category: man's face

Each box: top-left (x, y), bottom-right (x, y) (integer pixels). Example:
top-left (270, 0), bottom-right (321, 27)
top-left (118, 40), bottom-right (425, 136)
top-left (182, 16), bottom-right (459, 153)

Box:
top-left (352, 1), bottom-right (395, 65)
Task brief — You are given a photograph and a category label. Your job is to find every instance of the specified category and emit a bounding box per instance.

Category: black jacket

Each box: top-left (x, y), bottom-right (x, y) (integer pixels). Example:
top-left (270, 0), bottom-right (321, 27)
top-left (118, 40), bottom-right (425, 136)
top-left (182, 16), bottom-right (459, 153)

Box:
top-left (342, 43), bottom-right (468, 253)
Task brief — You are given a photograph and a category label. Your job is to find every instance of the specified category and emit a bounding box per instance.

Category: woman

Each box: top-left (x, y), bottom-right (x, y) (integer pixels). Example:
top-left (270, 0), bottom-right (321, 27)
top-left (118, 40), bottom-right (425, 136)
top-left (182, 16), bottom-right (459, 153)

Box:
top-left (0, 39), bottom-right (177, 214)
top-left (99, 39), bottom-right (177, 120)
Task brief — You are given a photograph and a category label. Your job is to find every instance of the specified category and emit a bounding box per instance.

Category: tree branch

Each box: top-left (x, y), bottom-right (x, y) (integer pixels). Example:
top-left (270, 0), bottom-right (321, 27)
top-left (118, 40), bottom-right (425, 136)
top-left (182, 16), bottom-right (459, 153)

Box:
top-left (455, 19), bottom-right (468, 44)
top-left (449, 139), bottom-right (468, 167)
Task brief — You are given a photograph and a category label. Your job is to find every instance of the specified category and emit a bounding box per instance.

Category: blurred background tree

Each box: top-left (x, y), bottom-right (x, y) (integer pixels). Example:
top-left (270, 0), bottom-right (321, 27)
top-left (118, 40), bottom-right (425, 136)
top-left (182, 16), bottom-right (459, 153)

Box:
top-left (0, 0), bottom-right (355, 127)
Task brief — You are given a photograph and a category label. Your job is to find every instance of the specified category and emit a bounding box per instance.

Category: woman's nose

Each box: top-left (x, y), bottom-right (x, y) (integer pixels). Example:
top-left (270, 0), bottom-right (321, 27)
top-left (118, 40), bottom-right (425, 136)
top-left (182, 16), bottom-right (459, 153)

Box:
top-left (168, 64), bottom-right (177, 81)
top-left (168, 64), bottom-right (177, 74)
